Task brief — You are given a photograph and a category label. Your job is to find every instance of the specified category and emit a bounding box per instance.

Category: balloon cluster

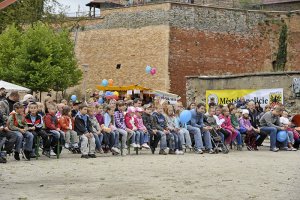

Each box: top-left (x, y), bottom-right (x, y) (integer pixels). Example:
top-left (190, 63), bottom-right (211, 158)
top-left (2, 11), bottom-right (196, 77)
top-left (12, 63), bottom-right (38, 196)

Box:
top-left (104, 91), bottom-right (119, 100)
top-left (101, 79), bottom-right (114, 87)
top-left (145, 65), bottom-right (157, 75)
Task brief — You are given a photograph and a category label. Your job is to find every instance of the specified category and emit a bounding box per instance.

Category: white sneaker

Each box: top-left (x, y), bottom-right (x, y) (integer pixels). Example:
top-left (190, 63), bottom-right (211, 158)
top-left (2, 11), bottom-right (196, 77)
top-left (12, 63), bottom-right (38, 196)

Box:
top-left (131, 143), bottom-right (137, 148)
top-left (73, 143), bottom-right (79, 148)
top-left (122, 149), bottom-right (127, 156)
top-left (136, 144), bottom-right (141, 148)
top-left (111, 147), bottom-right (120, 154)
top-left (50, 150), bottom-right (56, 156)
top-left (175, 150), bottom-right (180, 155)
top-left (64, 143), bottom-right (70, 149)
top-left (165, 147), bottom-right (170, 152)
top-left (179, 150), bottom-right (184, 155)
top-left (141, 143), bottom-right (150, 149)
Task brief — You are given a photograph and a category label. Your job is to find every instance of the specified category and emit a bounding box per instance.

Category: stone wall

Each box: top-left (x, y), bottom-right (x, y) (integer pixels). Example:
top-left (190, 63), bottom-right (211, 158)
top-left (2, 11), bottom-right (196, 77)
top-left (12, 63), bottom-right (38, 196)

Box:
top-left (186, 72), bottom-right (300, 112)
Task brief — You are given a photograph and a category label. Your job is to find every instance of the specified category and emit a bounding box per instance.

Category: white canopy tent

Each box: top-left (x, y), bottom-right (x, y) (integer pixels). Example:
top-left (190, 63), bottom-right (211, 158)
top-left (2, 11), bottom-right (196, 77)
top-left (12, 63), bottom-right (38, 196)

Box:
top-left (0, 80), bottom-right (31, 92)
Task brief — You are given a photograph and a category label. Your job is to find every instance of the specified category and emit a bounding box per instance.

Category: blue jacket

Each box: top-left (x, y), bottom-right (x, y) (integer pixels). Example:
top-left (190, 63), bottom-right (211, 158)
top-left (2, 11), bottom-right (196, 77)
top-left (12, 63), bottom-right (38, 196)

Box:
top-left (188, 109), bottom-right (204, 129)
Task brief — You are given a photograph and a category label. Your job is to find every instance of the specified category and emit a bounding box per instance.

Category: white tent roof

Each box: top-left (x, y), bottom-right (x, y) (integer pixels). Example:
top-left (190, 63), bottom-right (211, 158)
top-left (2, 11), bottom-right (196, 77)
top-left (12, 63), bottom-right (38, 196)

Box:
top-left (0, 80), bottom-right (30, 92)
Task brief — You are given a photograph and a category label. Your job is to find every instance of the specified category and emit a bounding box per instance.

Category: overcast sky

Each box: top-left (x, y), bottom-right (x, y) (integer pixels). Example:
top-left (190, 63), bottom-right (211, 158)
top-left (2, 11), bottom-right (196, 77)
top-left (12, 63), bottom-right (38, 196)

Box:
top-left (57, 0), bottom-right (90, 13)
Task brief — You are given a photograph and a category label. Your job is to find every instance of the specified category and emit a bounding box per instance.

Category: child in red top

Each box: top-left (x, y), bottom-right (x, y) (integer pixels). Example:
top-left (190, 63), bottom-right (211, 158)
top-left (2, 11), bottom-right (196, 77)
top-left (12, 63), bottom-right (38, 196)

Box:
top-left (125, 106), bottom-right (140, 148)
top-left (135, 107), bottom-right (150, 149)
top-left (59, 106), bottom-right (79, 149)
top-left (219, 107), bottom-right (238, 146)
top-left (44, 103), bottom-right (64, 155)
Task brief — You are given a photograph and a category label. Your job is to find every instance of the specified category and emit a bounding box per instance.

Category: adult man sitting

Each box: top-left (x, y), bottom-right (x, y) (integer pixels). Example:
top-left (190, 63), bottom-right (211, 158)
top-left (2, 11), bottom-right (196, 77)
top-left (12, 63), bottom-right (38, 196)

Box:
top-left (259, 106), bottom-right (287, 152)
top-left (187, 103), bottom-right (214, 154)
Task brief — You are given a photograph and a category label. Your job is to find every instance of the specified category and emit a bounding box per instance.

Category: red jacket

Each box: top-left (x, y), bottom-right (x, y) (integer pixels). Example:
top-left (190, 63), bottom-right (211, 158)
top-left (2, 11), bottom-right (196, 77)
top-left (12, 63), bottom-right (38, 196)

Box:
top-left (44, 113), bottom-right (60, 130)
top-left (58, 115), bottom-right (74, 132)
top-left (219, 114), bottom-right (234, 130)
top-left (125, 113), bottom-right (138, 130)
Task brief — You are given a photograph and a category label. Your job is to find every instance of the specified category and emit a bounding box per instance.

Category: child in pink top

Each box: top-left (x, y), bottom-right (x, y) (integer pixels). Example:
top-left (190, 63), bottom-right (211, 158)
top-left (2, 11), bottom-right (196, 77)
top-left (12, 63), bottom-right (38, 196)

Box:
top-left (219, 107), bottom-right (238, 145)
top-left (125, 106), bottom-right (140, 148)
top-left (135, 107), bottom-right (150, 149)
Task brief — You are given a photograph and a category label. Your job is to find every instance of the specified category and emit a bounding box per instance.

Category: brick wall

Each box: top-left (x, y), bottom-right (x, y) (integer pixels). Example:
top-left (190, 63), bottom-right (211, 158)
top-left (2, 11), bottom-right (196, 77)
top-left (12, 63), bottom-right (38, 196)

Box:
top-left (69, 3), bottom-right (299, 105)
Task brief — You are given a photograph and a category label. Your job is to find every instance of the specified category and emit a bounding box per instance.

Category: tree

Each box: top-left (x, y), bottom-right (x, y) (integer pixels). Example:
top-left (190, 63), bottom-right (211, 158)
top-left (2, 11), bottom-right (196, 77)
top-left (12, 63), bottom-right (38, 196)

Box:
top-left (0, 23), bottom-right (82, 93)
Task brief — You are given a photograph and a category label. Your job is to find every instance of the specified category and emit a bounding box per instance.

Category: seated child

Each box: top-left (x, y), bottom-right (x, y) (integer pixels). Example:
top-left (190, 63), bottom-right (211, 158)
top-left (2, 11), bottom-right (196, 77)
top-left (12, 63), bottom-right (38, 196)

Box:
top-left (280, 111), bottom-right (297, 151)
top-left (25, 102), bottom-right (51, 157)
top-left (95, 104), bottom-right (104, 126)
top-left (165, 105), bottom-right (183, 155)
top-left (114, 101), bottom-right (129, 155)
top-left (103, 106), bottom-right (120, 155)
top-left (142, 104), bottom-right (162, 154)
top-left (229, 106), bottom-right (243, 151)
top-left (58, 106), bottom-right (79, 149)
top-left (44, 103), bottom-right (64, 156)
top-left (239, 109), bottom-right (259, 151)
top-left (87, 106), bottom-right (104, 153)
top-left (74, 104), bottom-right (96, 158)
top-left (219, 107), bottom-right (238, 149)
top-left (7, 102), bottom-right (34, 160)
top-left (125, 106), bottom-right (140, 148)
top-left (135, 107), bottom-right (150, 149)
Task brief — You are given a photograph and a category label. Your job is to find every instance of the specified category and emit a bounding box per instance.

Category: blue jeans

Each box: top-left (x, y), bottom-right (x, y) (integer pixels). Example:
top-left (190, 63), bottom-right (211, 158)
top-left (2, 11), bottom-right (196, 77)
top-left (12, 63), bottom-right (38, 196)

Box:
top-left (260, 127), bottom-right (286, 149)
top-left (235, 129), bottom-right (242, 145)
top-left (112, 130), bottom-right (119, 148)
top-left (93, 133), bottom-right (103, 149)
top-left (171, 131), bottom-right (182, 150)
top-left (14, 131), bottom-right (33, 152)
top-left (187, 125), bottom-right (203, 150)
top-left (157, 130), bottom-right (167, 150)
top-left (131, 131), bottom-right (140, 144)
top-left (48, 130), bottom-right (65, 146)
top-left (166, 132), bottom-right (175, 150)
top-left (139, 130), bottom-right (149, 144)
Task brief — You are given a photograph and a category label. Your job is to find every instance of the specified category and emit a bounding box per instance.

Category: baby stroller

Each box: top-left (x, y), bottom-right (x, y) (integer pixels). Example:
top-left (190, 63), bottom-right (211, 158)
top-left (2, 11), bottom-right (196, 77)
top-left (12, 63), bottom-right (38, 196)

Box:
top-left (209, 128), bottom-right (229, 154)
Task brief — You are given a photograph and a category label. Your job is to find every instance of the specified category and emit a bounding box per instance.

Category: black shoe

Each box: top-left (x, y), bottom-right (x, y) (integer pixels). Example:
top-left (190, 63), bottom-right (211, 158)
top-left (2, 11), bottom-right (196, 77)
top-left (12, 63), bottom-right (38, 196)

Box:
top-left (0, 157), bottom-right (7, 163)
top-left (88, 154), bottom-right (96, 158)
top-left (42, 150), bottom-right (51, 158)
top-left (30, 153), bottom-right (37, 158)
top-left (22, 150), bottom-right (31, 161)
top-left (81, 154), bottom-right (89, 159)
top-left (169, 149), bottom-right (175, 155)
top-left (14, 152), bottom-right (20, 161)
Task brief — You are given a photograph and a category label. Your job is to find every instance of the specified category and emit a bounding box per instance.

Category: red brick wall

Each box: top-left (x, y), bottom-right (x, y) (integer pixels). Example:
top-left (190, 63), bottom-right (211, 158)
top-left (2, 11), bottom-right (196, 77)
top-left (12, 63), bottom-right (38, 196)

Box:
top-left (168, 27), bottom-right (274, 105)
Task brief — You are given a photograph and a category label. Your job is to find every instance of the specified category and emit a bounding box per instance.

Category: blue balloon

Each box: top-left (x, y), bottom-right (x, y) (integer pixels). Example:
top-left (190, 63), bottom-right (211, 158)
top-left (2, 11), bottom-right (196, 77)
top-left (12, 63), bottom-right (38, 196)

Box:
top-left (102, 79), bottom-right (108, 87)
top-left (277, 131), bottom-right (287, 142)
top-left (180, 110), bottom-right (192, 124)
top-left (105, 91), bottom-right (113, 96)
top-left (98, 98), bottom-right (104, 104)
top-left (71, 95), bottom-right (77, 101)
top-left (145, 65), bottom-right (152, 74)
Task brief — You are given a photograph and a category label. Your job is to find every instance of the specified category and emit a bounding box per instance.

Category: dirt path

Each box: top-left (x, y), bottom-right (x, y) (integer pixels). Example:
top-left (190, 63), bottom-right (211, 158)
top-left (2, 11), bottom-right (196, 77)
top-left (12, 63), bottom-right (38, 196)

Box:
top-left (0, 148), bottom-right (299, 200)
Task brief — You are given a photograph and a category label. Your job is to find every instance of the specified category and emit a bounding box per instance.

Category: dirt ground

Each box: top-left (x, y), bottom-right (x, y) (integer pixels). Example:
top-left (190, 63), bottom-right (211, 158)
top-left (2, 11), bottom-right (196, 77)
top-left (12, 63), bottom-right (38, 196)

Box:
top-left (0, 146), bottom-right (299, 200)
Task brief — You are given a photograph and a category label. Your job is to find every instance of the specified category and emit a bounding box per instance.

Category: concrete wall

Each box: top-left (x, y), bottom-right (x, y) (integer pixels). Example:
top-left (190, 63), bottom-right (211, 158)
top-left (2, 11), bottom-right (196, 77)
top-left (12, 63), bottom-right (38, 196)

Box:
top-left (186, 72), bottom-right (300, 111)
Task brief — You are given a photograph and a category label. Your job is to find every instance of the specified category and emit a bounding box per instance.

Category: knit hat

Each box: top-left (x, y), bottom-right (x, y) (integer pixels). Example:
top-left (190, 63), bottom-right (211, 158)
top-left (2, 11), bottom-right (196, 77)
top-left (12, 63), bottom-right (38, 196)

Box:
top-left (127, 106), bottom-right (136, 113)
top-left (136, 107), bottom-right (144, 112)
top-left (242, 109), bottom-right (249, 115)
top-left (22, 94), bottom-right (34, 102)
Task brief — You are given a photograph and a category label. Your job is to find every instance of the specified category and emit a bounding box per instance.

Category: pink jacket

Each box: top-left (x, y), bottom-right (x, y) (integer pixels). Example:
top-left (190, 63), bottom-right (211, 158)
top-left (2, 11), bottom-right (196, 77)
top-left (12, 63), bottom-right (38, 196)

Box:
top-left (125, 113), bottom-right (138, 130)
top-left (135, 116), bottom-right (147, 131)
top-left (219, 114), bottom-right (234, 130)
top-left (239, 117), bottom-right (253, 131)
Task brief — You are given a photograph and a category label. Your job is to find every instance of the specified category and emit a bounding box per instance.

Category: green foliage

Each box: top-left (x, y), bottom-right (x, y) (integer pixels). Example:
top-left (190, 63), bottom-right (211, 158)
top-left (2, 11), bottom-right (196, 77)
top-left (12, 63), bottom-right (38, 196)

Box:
top-left (0, 0), bottom-right (67, 33)
top-left (275, 24), bottom-right (288, 71)
top-left (0, 23), bottom-right (82, 93)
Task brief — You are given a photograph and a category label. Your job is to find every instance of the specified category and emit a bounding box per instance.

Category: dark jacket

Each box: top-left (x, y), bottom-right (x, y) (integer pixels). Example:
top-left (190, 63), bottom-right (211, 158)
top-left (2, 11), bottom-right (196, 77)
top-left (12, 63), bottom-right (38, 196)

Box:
top-left (248, 108), bottom-right (259, 128)
top-left (25, 113), bottom-right (43, 130)
top-left (142, 112), bottom-right (158, 131)
top-left (0, 111), bottom-right (6, 127)
top-left (74, 114), bottom-right (93, 135)
top-left (152, 112), bottom-right (167, 131)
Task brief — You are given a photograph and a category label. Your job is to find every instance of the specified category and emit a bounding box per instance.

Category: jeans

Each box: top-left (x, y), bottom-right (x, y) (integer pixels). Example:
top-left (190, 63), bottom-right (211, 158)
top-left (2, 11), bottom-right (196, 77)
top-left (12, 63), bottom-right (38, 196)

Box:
top-left (112, 130), bottom-right (119, 148)
top-left (0, 130), bottom-right (17, 153)
top-left (166, 132), bottom-right (175, 150)
top-left (94, 133), bottom-right (103, 150)
top-left (179, 128), bottom-right (192, 147)
top-left (14, 131), bottom-right (33, 152)
top-left (172, 131), bottom-right (182, 150)
top-left (157, 130), bottom-right (167, 150)
top-left (117, 128), bottom-right (128, 148)
top-left (187, 125), bottom-right (203, 150)
top-left (48, 130), bottom-right (65, 146)
top-left (201, 129), bottom-right (213, 150)
top-left (131, 131), bottom-right (140, 145)
top-left (287, 131), bottom-right (294, 144)
top-left (256, 131), bottom-right (268, 146)
top-left (139, 130), bottom-right (149, 144)
top-left (235, 129), bottom-right (242, 145)
top-left (260, 127), bottom-right (279, 149)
